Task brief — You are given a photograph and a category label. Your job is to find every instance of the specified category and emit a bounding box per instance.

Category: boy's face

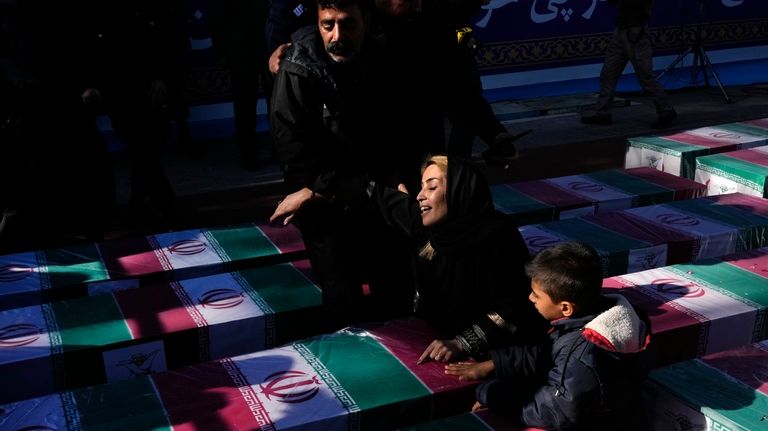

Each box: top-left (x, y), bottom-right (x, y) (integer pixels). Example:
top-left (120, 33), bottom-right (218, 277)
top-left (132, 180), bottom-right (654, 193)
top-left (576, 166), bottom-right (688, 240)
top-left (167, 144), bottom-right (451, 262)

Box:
top-left (529, 279), bottom-right (565, 321)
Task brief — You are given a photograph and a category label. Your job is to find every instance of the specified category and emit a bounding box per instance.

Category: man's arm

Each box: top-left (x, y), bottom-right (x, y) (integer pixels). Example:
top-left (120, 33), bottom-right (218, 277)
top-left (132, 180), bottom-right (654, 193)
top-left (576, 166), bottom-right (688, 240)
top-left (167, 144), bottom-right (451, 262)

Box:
top-left (270, 65), bottom-right (329, 192)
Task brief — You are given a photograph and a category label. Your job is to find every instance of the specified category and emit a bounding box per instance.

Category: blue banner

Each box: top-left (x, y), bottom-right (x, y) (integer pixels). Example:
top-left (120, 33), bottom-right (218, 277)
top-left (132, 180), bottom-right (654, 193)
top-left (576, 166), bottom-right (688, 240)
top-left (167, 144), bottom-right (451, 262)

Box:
top-left (471, 0), bottom-right (768, 74)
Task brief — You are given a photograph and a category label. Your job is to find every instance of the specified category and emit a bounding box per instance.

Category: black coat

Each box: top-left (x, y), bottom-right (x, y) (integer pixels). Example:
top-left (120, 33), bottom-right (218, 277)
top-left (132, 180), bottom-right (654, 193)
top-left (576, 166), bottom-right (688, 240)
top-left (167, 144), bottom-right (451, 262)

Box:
top-left (375, 158), bottom-right (548, 355)
top-left (270, 26), bottom-right (416, 204)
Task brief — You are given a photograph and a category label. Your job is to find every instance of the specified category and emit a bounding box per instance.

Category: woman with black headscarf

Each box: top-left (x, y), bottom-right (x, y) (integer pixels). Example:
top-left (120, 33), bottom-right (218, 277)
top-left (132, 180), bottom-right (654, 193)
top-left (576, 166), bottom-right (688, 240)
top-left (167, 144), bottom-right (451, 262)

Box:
top-left (375, 155), bottom-right (548, 365)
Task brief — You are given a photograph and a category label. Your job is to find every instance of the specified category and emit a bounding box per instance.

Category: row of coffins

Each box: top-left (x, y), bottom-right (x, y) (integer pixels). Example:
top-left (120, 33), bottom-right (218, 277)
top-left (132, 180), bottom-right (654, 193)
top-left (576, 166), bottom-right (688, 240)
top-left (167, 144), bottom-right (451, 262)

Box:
top-left (0, 319), bottom-right (478, 431)
top-left (625, 118), bottom-right (768, 179)
top-left (3, 190), bottom-right (766, 314)
top-left (0, 261), bottom-right (323, 404)
top-left (3, 241), bottom-right (768, 424)
top-left (520, 192), bottom-right (768, 277)
top-left (0, 222), bottom-right (304, 311)
top-left (0, 169), bottom-right (707, 311)
top-left (491, 167), bottom-right (706, 224)
top-left (4, 192), bottom-right (768, 403)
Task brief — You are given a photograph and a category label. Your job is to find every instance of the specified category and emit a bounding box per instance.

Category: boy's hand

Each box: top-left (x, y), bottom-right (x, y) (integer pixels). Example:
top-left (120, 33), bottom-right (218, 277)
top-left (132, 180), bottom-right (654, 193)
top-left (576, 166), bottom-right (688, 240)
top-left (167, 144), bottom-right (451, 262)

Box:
top-left (444, 360), bottom-right (494, 381)
top-left (417, 338), bottom-right (465, 364)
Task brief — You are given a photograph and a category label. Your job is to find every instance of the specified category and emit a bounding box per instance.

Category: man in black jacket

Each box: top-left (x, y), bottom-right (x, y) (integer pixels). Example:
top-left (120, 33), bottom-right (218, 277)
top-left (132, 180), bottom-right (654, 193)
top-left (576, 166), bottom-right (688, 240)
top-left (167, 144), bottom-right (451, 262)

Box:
top-left (268, 0), bottom-right (523, 167)
top-left (269, 0), bottom-right (414, 330)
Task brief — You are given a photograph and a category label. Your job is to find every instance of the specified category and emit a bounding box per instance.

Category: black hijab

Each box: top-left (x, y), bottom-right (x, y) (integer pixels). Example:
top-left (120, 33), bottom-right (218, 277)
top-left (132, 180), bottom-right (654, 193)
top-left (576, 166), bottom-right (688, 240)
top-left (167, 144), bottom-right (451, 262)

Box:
top-left (427, 157), bottom-right (513, 256)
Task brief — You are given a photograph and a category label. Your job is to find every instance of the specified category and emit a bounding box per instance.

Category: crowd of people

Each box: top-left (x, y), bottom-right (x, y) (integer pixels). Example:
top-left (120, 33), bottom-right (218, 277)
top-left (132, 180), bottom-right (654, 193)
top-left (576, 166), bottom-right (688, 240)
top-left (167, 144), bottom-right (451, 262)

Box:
top-left (1, 0), bottom-right (666, 428)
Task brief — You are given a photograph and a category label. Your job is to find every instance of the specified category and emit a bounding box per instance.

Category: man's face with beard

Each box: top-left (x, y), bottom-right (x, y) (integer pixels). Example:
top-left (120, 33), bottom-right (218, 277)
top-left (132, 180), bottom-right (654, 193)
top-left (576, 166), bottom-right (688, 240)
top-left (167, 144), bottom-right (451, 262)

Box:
top-left (318, 4), bottom-right (366, 63)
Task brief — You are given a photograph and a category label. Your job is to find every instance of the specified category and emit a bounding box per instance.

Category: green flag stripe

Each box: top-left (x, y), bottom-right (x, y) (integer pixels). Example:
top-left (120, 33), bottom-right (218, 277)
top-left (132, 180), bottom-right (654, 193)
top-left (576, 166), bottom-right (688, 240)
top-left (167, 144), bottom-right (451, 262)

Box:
top-left (52, 295), bottom-right (132, 352)
top-left (650, 359), bottom-right (768, 431)
top-left (670, 198), bottom-right (768, 227)
top-left (73, 376), bottom-right (171, 430)
top-left (299, 332), bottom-right (430, 410)
top-left (628, 136), bottom-right (704, 156)
top-left (43, 244), bottom-right (109, 288)
top-left (667, 263), bottom-right (768, 308)
top-left (238, 264), bottom-right (322, 313)
top-left (697, 154), bottom-right (768, 192)
top-left (717, 123), bottom-right (768, 138)
top-left (206, 224), bottom-right (279, 261)
top-left (491, 185), bottom-right (552, 214)
top-left (585, 169), bottom-right (671, 198)
top-left (541, 218), bottom-right (649, 251)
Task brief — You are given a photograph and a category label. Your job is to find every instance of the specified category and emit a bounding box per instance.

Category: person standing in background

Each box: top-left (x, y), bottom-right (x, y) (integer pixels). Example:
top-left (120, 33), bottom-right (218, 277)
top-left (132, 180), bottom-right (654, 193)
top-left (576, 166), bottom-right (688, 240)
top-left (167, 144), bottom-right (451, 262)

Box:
top-left (212, 0), bottom-right (271, 171)
top-left (83, 0), bottom-right (181, 229)
top-left (581, 0), bottom-right (677, 128)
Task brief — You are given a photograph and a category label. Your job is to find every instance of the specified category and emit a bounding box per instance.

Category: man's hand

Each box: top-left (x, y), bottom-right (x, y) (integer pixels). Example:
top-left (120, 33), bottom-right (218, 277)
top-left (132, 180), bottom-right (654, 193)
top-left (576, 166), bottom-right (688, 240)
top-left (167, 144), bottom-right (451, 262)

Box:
top-left (481, 129), bottom-right (533, 169)
top-left (269, 43), bottom-right (291, 75)
top-left (471, 401), bottom-right (486, 413)
top-left (269, 187), bottom-right (313, 225)
top-left (444, 360), bottom-right (494, 381)
top-left (417, 338), bottom-right (465, 364)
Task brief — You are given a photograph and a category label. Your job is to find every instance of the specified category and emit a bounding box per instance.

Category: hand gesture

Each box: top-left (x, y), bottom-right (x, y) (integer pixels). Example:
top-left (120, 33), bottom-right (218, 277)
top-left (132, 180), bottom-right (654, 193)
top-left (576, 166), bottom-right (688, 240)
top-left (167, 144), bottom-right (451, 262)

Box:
top-left (471, 401), bottom-right (486, 413)
top-left (417, 338), bottom-right (465, 364)
top-left (444, 360), bottom-right (494, 381)
top-left (269, 187), bottom-right (313, 225)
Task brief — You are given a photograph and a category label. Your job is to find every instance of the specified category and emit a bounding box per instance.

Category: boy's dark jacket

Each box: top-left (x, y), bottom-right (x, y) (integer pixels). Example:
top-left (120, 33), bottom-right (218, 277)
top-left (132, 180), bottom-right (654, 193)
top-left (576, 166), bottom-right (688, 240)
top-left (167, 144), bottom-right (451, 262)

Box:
top-left (476, 294), bottom-right (653, 430)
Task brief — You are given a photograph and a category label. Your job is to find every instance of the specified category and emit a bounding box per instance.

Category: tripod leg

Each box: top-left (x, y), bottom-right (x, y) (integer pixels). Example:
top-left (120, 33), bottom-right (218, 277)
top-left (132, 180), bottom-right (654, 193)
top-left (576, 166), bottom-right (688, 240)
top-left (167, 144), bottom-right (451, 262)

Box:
top-left (695, 47), bottom-right (711, 87)
top-left (657, 46), bottom-right (694, 81)
top-left (699, 48), bottom-right (733, 104)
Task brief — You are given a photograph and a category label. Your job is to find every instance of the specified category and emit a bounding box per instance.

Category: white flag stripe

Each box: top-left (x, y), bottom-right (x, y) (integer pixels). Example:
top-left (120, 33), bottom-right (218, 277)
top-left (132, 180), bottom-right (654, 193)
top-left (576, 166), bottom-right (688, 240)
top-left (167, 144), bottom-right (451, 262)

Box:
top-left (624, 205), bottom-right (738, 258)
top-left (547, 175), bottom-right (634, 211)
top-left (152, 230), bottom-right (225, 270)
top-left (0, 251), bottom-right (44, 295)
top-left (0, 305), bottom-right (52, 364)
top-left (230, 346), bottom-right (352, 430)
top-left (619, 268), bottom-right (757, 353)
top-left (684, 126), bottom-right (767, 144)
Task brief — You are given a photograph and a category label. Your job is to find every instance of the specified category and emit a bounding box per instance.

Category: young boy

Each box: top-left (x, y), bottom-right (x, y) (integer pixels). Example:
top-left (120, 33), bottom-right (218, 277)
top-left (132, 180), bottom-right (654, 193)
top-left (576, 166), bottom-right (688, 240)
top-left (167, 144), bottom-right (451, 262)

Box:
top-left (445, 241), bottom-right (652, 430)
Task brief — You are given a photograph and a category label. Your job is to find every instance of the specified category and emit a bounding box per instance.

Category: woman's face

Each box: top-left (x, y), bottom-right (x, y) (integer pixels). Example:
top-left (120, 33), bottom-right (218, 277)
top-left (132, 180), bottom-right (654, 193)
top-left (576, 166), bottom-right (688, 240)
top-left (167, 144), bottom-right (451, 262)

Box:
top-left (417, 164), bottom-right (448, 227)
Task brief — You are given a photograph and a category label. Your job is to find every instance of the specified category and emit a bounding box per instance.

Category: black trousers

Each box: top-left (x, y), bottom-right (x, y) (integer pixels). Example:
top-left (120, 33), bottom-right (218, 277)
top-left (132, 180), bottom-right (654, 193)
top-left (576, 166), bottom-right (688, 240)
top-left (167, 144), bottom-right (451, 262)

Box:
top-left (295, 198), bottom-right (415, 332)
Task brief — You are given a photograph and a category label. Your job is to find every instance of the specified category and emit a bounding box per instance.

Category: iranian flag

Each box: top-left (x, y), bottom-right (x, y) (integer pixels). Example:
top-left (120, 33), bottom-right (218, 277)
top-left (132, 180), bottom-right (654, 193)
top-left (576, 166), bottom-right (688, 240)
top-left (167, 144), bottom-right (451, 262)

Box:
top-left (626, 124), bottom-right (768, 179)
top-left (695, 145), bottom-right (768, 197)
top-left (0, 319), bottom-right (477, 430)
top-left (604, 259), bottom-right (768, 365)
top-left (648, 340), bottom-right (768, 431)
top-left (0, 221), bottom-right (304, 310)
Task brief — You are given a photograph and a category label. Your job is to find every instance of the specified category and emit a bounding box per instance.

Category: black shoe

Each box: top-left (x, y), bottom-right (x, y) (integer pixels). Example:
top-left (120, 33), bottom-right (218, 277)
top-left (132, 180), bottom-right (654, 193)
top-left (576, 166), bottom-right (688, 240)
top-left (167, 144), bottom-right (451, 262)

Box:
top-left (581, 113), bottom-right (613, 125)
top-left (652, 110), bottom-right (678, 129)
